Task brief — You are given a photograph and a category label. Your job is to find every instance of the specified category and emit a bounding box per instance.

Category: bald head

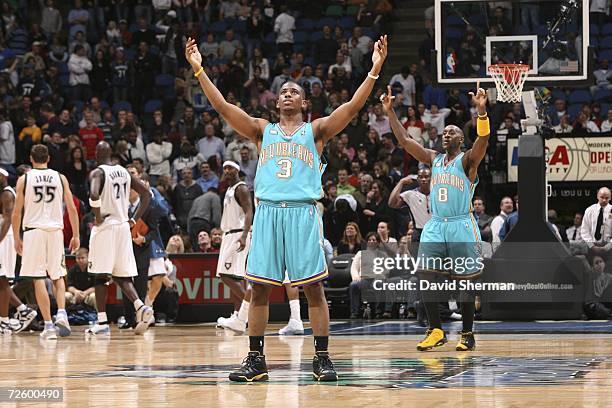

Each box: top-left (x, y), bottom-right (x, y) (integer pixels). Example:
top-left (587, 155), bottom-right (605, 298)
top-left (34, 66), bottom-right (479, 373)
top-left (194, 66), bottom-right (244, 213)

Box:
top-left (442, 124), bottom-right (464, 152)
top-left (96, 141), bottom-right (112, 164)
top-left (597, 187), bottom-right (611, 207)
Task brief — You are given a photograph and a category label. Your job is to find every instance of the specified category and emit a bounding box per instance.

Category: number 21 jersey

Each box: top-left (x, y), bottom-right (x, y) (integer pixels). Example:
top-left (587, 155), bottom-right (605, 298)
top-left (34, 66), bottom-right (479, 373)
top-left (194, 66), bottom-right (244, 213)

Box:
top-left (23, 168), bottom-right (63, 230)
top-left (98, 164), bottom-right (131, 225)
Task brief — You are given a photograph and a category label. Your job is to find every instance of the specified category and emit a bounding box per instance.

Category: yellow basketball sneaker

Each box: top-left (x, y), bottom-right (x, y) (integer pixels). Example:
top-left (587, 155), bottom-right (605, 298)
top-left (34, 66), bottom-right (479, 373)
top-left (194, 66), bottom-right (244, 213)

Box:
top-left (455, 331), bottom-right (476, 351)
top-left (416, 328), bottom-right (447, 351)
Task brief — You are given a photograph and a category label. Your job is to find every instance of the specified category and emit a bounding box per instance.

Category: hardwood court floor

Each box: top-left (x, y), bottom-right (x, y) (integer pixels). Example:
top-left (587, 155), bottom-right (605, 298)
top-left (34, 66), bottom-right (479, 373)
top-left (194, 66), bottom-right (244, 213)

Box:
top-left (1, 324), bottom-right (612, 407)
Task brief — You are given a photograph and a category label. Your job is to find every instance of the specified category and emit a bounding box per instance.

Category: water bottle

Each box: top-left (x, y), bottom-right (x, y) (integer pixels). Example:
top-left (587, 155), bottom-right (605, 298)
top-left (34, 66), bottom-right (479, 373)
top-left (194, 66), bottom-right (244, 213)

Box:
top-left (363, 304), bottom-right (371, 320)
top-left (117, 316), bottom-right (126, 326)
top-left (398, 304), bottom-right (406, 319)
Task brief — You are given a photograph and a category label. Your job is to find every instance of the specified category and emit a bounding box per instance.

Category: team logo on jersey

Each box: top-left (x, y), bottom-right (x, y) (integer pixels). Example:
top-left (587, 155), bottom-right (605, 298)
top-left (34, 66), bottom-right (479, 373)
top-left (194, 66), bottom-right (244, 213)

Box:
top-left (224, 262), bottom-right (232, 270)
top-left (270, 129), bottom-right (278, 135)
top-left (436, 161), bottom-right (442, 167)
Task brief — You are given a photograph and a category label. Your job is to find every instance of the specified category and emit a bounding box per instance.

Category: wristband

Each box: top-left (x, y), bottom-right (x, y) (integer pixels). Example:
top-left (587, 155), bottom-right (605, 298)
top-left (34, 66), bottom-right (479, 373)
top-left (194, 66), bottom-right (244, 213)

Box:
top-left (476, 117), bottom-right (490, 137)
top-left (89, 198), bottom-right (101, 208)
top-left (367, 72), bottom-right (379, 80)
top-left (194, 66), bottom-right (204, 77)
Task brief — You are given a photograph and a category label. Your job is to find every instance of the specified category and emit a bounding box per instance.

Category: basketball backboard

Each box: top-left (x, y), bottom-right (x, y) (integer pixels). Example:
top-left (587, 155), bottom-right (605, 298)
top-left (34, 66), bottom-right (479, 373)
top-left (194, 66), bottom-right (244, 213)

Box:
top-left (434, 0), bottom-right (592, 88)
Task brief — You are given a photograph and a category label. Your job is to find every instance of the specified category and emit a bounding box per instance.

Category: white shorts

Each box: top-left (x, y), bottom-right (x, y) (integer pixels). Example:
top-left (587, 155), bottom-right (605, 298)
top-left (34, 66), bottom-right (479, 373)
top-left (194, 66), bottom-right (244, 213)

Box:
top-left (216, 231), bottom-right (251, 279)
top-left (89, 223), bottom-right (137, 278)
top-left (0, 234), bottom-right (16, 278)
top-left (20, 229), bottom-right (66, 280)
top-left (148, 257), bottom-right (166, 278)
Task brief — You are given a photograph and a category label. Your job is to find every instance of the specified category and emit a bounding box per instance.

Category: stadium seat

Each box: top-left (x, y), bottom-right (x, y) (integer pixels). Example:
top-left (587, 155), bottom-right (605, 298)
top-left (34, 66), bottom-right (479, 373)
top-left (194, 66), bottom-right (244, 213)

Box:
top-left (468, 14), bottom-right (486, 26)
top-left (568, 89), bottom-right (592, 104)
top-left (338, 16), bottom-right (356, 30)
top-left (600, 36), bottom-right (612, 50)
top-left (446, 28), bottom-right (462, 40)
top-left (316, 17), bottom-right (336, 30)
top-left (264, 32), bottom-right (276, 44)
top-left (144, 99), bottom-right (163, 113)
top-left (296, 18), bottom-right (314, 31)
top-left (601, 102), bottom-right (612, 115)
top-left (599, 49), bottom-right (612, 61)
top-left (346, 5), bottom-right (359, 16)
top-left (293, 31), bottom-right (308, 44)
top-left (590, 23), bottom-right (600, 37)
top-left (551, 89), bottom-right (567, 102)
top-left (603, 23), bottom-right (612, 36)
top-left (567, 103), bottom-right (582, 121)
top-left (591, 37), bottom-right (599, 48)
top-left (446, 15), bottom-right (464, 27)
top-left (324, 4), bottom-right (343, 17)
top-left (155, 74), bottom-right (174, 88)
top-left (113, 100), bottom-right (132, 113)
top-left (323, 254), bottom-right (354, 318)
top-left (309, 31), bottom-right (323, 43)
top-left (210, 21), bottom-right (227, 34)
top-left (124, 48), bottom-right (136, 61)
top-left (594, 89), bottom-right (612, 102)
top-left (232, 20), bottom-right (246, 33)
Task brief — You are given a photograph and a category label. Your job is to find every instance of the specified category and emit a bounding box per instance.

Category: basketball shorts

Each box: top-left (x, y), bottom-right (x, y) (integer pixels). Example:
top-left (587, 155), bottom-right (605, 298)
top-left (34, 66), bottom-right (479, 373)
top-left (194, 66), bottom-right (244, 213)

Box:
top-left (0, 234), bottom-right (16, 278)
top-left (89, 222), bottom-right (137, 278)
top-left (148, 257), bottom-right (167, 278)
top-left (246, 201), bottom-right (327, 287)
top-left (216, 230), bottom-right (251, 279)
top-left (20, 229), bottom-right (66, 280)
top-left (417, 214), bottom-right (483, 279)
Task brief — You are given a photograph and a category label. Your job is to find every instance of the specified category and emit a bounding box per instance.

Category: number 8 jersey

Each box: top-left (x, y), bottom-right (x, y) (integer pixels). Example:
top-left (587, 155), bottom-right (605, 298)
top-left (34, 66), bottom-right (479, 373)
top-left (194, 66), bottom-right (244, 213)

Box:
top-left (98, 164), bottom-right (131, 225)
top-left (430, 152), bottom-right (477, 217)
top-left (255, 122), bottom-right (324, 202)
top-left (23, 168), bottom-right (64, 230)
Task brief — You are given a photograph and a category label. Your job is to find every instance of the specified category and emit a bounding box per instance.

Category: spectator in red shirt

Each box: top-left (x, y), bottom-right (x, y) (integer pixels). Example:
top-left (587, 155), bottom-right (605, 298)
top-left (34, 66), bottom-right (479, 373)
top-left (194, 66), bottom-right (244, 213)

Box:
top-left (78, 111), bottom-right (104, 160)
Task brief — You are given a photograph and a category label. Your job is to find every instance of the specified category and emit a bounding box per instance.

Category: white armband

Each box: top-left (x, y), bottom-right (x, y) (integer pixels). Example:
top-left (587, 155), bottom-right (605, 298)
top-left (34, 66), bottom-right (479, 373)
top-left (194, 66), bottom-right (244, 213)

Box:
top-left (89, 198), bottom-right (101, 208)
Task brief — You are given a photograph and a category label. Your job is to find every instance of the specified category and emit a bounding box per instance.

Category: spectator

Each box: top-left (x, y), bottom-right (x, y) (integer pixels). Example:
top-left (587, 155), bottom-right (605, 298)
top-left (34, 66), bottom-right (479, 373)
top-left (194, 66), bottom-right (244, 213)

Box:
top-left (90, 50), bottom-right (111, 101)
top-left (68, 44), bottom-right (92, 101)
top-left (111, 48), bottom-right (130, 103)
top-left (219, 29), bottom-right (242, 60)
top-left (132, 17), bottom-right (156, 46)
top-left (591, 59), bottom-right (612, 95)
top-left (368, 103), bottom-right (391, 137)
top-left (491, 196), bottom-right (514, 244)
top-left (196, 162), bottom-right (219, 192)
top-left (210, 227), bottom-right (223, 252)
top-left (173, 167), bottom-right (203, 230)
top-left (172, 141), bottom-right (205, 184)
top-left (553, 114), bottom-right (574, 134)
top-left (0, 109), bottom-right (15, 168)
top-left (352, 173), bottom-right (373, 210)
top-left (422, 104), bottom-right (451, 135)
top-left (389, 169), bottom-right (432, 242)
top-left (187, 188), bottom-right (222, 246)
top-left (195, 230), bottom-right (213, 253)
top-left (403, 105), bottom-right (426, 145)
top-left (46, 131), bottom-right (67, 172)
top-left (377, 221), bottom-right (397, 243)
top-left (349, 26), bottom-right (373, 56)
top-left (362, 179), bottom-right (392, 234)
top-left (270, 64), bottom-right (293, 96)
top-left (41, 0), bottom-right (62, 37)
top-left (337, 222), bottom-right (364, 255)
top-left (146, 131), bottom-right (173, 184)
top-left (336, 168), bottom-right (356, 195)
top-left (225, 134), bottom-right (257, 162)
top-left (349, 232), bottom-right (385, 319)
top-left (584, 255), bottom-right (612, 319)
top-left (65, 248), bottom-right (96, 309)
top-left (548, 209), bottom-right (569, 243)
top-left (78, 111), bottom-right (104, 162)
top-left (424, 126), bottom-right (443, 152)
top-left (245, 8), bottom-right (266, 59)
top-left (567, 212), bottom-right (584, 244)
top-left (274, 5), bottom-right (295, 58)
top-left (389, 66), bottom-right (416, 107)
top-left (197, 123), bottom-right (225, 161)
top-left (219, 0), bottom-right (240, 20)
top-left (48, 109), bottom-right (79, 137)
top-left (472, 196), bottom-right (493, 242)
top-left (199, 33), bottom-right (219, 59)
top-left (133, 41), bottom-right (158, 114)
top-left (573, 112), bottom-right (600, 133)
top-left (328, 51), bottom-right (352, 77)
top-left (248, 47), bottom-right (270, 81)
top-left (601, 109), bottom-right (612, 132)
top-left (18, 116), bottom-right (42, 160)
top-left (580, 187), bottom-right (612, 254)
top-left (65, 146), bottom-right (88, 203)
top-left (238, 146), bottom-right (257, 191)
top-left (68, 0), bottom-right (89, 38)
top-left (316, 25), bottom-right (339, 66)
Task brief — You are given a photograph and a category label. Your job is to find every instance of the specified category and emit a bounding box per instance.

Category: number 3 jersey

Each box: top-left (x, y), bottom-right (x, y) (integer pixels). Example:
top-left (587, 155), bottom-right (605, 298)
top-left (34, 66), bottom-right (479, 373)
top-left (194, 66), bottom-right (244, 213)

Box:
top-left (430, 152), bottom-right (477, 217)
top-left (255, 122), bottom-right (324, 202)
top-left (23, 168), bottom-right (64, 230)
top-left (98, 164), bottom-right (131, 225)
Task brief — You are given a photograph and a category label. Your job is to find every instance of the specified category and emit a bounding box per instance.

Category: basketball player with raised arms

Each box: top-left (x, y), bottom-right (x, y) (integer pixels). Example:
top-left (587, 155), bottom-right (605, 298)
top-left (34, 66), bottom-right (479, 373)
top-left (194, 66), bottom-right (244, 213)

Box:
top-left (186, 35), bottom-right (387, 382)
top-left (11, 144), bottom-right (80, 340)
top-left (381, 83), bottom-right (489, 352)
top-left (215, 161), bottom-right (253, 334)
top-left (86, 141), bottom-right (153, 336)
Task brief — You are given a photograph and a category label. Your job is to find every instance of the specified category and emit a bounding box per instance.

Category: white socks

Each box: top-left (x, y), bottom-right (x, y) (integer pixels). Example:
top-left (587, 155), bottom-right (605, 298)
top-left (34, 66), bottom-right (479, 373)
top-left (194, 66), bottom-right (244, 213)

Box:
top-left (97, 312), bottom-right (108, 324)
top-left (289, 299), bottom-right (301, 322)
top-left (134, 299), bottom-right (144, 310)
top-left (237, 300), bottom-right (249, 323)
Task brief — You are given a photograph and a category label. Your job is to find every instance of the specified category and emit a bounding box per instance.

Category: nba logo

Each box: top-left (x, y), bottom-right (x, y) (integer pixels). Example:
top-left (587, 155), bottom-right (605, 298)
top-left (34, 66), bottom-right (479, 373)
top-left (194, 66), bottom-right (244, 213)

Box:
top-left (446, 52), bottom-right (456, 74)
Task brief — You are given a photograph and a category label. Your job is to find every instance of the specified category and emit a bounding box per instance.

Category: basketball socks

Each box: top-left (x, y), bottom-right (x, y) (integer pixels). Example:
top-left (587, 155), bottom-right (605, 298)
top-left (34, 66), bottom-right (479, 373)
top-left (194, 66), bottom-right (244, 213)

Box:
top-left (461, 301), bottom-right (475, 332)
top-left (314, 336), bottom-right (328, 353)
top-left (56, 309), bottom-right (67, 319)
top-left (237, 300), bottom-right (249, 322)
top-left (289, 299), bottom-right (301, 321)
top-left (16, 304), bottom-right (26, 313)
top-left (133, 299), bottom-right (144, 311)
top-left (249, 336), bottom-right (264, 354)
top-left (424, 301), bottom-right (442, 329)
top-left (97, 312), bottom-right (108, 325)
top-left (44, 321), bottom-right (54, 330)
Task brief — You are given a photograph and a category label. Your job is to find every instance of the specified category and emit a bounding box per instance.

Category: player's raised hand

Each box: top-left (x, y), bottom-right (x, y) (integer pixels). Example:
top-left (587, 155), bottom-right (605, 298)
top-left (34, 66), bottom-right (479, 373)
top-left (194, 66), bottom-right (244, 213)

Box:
top-left (379, 85), bottom-right (395, 113)
top-left (469, 81), bottom-right (488, 111)
top-left (69, 236), bottom-right (80, 254)
top-left (185, 37), bottom-right (202, 69)
top-left (371, 35), bottom-right (388, 71)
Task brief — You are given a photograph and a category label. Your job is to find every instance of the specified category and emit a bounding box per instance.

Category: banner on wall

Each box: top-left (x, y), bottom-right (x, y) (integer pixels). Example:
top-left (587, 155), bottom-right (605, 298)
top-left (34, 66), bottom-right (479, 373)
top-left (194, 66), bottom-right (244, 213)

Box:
top-left (507, 137), bottom-right (612, 182)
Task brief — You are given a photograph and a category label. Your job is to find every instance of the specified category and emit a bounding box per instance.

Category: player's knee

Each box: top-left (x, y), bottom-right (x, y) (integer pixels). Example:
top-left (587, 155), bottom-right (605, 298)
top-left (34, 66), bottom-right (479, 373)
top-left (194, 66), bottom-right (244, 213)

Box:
top-left (303, 283), bottom-right (326, 305)
top-left (0, 276), bottom-right (9, 289)
top-left (250, 283), bottom-right (271, 305)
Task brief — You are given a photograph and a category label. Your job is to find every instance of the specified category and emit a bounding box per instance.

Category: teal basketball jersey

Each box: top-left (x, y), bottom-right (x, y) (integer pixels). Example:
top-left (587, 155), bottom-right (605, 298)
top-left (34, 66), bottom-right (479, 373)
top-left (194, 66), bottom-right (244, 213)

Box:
top-left (255, 122), bottom-right (324, 202)
top-left (430, 152), bottom-right (477, 217)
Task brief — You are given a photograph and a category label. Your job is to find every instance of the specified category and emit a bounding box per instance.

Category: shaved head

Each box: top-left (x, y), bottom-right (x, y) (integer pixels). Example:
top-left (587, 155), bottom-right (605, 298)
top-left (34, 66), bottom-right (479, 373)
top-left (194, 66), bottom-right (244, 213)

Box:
top-left (96, 141), bottom-right (112, 165)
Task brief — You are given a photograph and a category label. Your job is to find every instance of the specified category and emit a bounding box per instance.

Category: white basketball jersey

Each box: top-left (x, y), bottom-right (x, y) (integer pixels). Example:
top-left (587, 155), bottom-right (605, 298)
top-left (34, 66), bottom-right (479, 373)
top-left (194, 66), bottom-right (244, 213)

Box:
top-left (99, 164), bottom-right (131, 225)
top-left (1, 186), bottom-right (15, 236)
top-left (221, 181), bottom-right (247, 232)
top-left (23, 168), bottom-right (64, 230)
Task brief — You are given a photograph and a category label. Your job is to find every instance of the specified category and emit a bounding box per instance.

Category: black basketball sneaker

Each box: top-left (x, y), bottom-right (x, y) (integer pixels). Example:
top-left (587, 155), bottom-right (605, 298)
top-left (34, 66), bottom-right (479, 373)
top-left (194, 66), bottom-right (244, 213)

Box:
top-left (229, 352), bottom-right (269, 382)
top-left (312, 351), bottom-right (338, 381)
top-left (456, 331), bottom-right (476, 351)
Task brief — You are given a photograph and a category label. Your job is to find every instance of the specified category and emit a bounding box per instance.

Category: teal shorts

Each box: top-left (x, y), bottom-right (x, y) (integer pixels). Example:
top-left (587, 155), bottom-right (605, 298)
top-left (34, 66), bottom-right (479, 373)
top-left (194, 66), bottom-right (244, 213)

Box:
top-left (417, 214), bottom-right (483, 279)
top-left (246, 200), bottom-right (328, 287)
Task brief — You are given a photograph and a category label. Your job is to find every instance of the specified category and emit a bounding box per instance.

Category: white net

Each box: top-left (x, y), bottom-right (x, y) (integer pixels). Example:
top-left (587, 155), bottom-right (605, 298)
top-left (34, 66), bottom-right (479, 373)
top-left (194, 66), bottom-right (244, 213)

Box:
top-left (488, 64), bottom-right (530, 103)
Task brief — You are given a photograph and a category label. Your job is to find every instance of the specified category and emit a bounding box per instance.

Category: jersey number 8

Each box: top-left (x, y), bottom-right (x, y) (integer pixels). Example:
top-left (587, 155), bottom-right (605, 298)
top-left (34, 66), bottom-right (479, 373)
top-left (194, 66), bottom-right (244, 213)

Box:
top-left (33, 186), bottom-right (56, 203)
top-left (438, 187), bottom-right (448, 203)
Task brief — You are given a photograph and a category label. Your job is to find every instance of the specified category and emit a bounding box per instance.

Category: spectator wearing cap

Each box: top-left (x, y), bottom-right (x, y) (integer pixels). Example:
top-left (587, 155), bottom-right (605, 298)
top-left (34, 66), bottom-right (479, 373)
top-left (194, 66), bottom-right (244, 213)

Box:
top-left (23, 41), bottom-right (46, 73)
top-left (41, 0), bottom-right (62, 38)
top-left (118, 19), bottom-right (132, 46)
top-left (389, 66), bottom-right (416, 107)
top-left (274, 5), bottom-right (295, 58)
top-left (172, 141), bottom-right (205, 185)
top-left (0, 109), bottom-right (15, 169)
top-left (146, 131), bottom-right (173, 185)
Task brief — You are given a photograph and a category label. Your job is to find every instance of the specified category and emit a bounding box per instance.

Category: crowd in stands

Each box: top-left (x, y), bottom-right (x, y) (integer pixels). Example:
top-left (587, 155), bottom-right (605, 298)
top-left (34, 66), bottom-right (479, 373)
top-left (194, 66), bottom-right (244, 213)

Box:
top-left (0, 1), bottom-right (609, 321)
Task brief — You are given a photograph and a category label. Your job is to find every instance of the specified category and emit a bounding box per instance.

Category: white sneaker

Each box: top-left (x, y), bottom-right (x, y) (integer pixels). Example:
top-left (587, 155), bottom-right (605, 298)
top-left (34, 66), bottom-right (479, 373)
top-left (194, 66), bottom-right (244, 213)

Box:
top-left (13, 307), bottom-right (37, 333)
top-left (85, 323), bottom-right (110, 336)
top-left (221, 315), bottom-right (246, 334)
top-left (148, 315), bottom-right (155, 325)
top-left (279, 318), bottom-right (304, 335)
top-left (217, 311), bottom-right (237, 328)
top-left (449, 312), bottom-right (462, 320)
top-left (0, 322), bottom-right (12, 335)
top-left (40, 327), bottom-right (58, 340)
top-left (55, 316), bottom-right (71, 337)
top-left (134, 305), bottom-right (154, 335)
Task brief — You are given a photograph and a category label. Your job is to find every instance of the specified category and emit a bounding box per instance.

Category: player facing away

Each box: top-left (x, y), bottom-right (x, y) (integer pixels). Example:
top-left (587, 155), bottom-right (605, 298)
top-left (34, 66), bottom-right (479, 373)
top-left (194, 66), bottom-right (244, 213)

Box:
top-left (381, 83), bottom-right (490, 352)
top-left (86, 142), bottom-right (153, 336)
top-left (215, 161), bottom-right (253, 334)
top-left (11, 144), bottom-right (80, 340)
top-left (185, 34), bottom-right (388, 382)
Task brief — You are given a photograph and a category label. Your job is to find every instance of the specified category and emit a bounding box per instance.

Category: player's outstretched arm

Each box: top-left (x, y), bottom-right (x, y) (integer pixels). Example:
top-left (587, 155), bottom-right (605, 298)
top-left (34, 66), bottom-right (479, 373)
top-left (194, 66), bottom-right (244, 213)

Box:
top-left (234, 184), bottom-right (253, 252)
top-left (313, 35), bottom-right (388, 143)
top-left (11, 176), bottom-right (25, 255)
top-left (0, 189), bottom-right (14, 243)
top-left (61, 174), bottom-right (80, 253)
top-left (185, 38), bottom-right (267, 143)
top-left (381, 85), bottom-right (436, 165)
top-left (462, 82), bottom-right (490, 182)
top-left (130, 174), bottom-right (151, 222)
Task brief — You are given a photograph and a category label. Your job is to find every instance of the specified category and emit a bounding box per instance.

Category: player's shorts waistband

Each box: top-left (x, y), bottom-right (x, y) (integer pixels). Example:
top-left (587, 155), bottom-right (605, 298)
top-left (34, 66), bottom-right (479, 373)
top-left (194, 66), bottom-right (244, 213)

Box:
top-left (257, 199), bottom-right (316, 208)
top-left (431, 214), bottom-right (472, 222)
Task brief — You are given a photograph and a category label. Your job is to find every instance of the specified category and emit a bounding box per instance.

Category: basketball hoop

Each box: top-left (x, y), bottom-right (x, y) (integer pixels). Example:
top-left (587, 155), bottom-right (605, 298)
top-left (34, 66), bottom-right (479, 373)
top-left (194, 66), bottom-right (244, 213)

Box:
top-left (488, 64), bottom-right (530, 103)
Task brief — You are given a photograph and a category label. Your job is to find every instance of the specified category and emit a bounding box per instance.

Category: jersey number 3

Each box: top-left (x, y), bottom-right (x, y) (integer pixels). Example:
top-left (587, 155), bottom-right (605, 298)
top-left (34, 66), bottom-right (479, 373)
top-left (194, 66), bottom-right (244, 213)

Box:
top-left (276, 159), bottom-right (292, 179)
top-left (33, 186), bottom-right (56, 203)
